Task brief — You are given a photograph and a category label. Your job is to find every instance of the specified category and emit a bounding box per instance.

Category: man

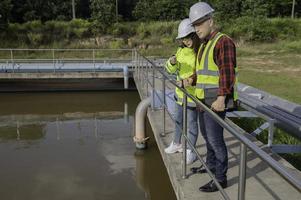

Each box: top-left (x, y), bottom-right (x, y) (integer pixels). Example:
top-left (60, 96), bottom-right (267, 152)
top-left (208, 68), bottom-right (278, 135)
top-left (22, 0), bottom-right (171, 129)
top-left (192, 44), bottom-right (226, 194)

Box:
top-left (189, 2), bottom-right (238, 193)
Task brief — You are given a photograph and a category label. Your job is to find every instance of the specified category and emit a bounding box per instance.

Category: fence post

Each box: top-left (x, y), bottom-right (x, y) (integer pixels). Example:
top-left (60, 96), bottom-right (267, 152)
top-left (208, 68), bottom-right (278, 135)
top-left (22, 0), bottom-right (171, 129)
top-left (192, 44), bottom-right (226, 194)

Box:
top-left (93, 49), bottom-right (96, 72)
top-left (268, 119), bottom-right (275, 147)
top-left (152, 65), bottom-right (155, 110)
top-left (161, 75), bottom-right (166, 137)
top-left (146, 61), bottom-right (149, 97)
top-left (238, 143), bottom-right (247, 200)
top-left (52, 49), bottom-right (55, 73)
top-left (182, 93), bottom-right (188, 179)
top-left (137, 54), bottom-right (140, 82)
top-left (10, 49), bottom-right (14, 73)
top-left (134, 49), bottom-right (137, 72)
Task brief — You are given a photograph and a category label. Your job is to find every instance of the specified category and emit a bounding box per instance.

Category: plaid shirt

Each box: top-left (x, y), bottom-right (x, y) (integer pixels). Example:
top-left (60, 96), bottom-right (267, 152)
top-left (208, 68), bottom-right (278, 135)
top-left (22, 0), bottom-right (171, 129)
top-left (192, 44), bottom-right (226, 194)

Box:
top-left (198, 31), bottom-right (236, 96)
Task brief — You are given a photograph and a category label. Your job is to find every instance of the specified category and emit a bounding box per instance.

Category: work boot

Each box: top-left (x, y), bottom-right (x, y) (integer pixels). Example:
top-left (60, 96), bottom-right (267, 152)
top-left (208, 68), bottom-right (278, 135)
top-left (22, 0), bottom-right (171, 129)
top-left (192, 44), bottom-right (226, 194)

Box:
top-left (199, 180), bottom-right (227, 192)
top-left (191, 165), bottom-right (216, 174)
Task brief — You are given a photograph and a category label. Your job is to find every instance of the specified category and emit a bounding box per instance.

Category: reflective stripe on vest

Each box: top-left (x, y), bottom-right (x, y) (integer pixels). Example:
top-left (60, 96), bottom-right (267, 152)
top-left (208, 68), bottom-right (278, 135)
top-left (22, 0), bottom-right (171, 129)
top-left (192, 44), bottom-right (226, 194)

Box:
top-left (174, 89), bottom-right (196, 107)
top-left (175, 86), bottom-right (196, 107)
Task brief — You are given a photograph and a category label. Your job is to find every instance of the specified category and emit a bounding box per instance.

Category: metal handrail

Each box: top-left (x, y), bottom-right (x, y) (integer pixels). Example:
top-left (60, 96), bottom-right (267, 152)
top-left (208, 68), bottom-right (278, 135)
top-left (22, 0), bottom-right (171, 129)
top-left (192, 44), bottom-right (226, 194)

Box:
top-left (134, 50), bottom-right (301, 199)
top-left (0, 48), bottom-right (135, 73)
top-left (0, 48), bottom-right (133, 51)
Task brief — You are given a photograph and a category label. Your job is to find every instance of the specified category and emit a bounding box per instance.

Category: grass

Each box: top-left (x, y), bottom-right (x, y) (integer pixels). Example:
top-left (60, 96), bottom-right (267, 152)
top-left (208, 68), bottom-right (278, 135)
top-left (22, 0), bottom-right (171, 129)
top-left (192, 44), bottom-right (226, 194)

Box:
top-left (237, 41), bottom-right (301, 104)
top-left (232, 41), bottom-right (301, 170)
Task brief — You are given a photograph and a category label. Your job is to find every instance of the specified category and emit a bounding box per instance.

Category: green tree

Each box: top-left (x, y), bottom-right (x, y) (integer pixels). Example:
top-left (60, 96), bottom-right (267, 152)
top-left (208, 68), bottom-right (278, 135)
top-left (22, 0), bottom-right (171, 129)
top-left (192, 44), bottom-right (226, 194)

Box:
top-left (241, 0), bottom-right (269, 17)
top-left (90, 0), bottom-right (116, 31)
top-left (0, 0), bottom-right (12, 30)
top-left (209, 0), bottom-right (242, 19)
top-left (133, 0), bottom-right (198, 21)
top-left (9, 0), bottom-right (74, 22)
top-left (132, 0), bottom-right (154, 21)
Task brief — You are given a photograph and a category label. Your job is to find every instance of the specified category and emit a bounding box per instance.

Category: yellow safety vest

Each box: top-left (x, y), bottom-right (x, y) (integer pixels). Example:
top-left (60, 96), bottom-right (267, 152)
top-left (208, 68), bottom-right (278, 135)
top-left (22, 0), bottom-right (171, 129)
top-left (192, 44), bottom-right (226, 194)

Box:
top-left (195, 32), bottom-right (238, 100)
top-left (165, 47), bottom-right (196, 107)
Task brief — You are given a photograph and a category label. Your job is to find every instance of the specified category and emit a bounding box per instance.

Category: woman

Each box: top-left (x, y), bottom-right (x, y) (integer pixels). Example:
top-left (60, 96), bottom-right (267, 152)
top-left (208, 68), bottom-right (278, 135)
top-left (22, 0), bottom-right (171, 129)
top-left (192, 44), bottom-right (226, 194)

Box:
top-left (164, 18), bottom-right (200, 165)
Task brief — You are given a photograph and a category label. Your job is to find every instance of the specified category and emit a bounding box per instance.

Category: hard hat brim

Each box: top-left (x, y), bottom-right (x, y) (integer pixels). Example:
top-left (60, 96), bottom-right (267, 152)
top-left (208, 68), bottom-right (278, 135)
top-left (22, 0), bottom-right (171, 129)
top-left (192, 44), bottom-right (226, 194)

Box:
top-left (190, 14), bottom-right (212, 26)
top-left (176, 31), bottom-right (194, 39)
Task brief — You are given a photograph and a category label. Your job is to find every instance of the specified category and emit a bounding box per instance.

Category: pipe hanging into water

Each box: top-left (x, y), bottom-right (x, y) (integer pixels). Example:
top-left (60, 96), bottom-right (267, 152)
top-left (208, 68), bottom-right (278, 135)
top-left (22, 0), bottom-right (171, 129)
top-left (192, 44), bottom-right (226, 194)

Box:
top-left (133, 97), bottom-right (151, 149)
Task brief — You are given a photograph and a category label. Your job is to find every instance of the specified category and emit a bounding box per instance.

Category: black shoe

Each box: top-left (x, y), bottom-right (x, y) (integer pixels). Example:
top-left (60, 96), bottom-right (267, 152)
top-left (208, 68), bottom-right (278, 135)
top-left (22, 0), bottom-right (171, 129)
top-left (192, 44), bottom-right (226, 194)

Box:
top-left (190, 165), bottom-right (215, 174)
top-left (199, 180), bottom-right (227, 192)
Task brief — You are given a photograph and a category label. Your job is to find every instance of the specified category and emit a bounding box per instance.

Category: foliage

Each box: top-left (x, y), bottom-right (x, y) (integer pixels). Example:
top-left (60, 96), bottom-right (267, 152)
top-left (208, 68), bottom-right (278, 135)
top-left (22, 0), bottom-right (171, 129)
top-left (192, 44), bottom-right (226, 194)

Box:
top-left (2, 19), bottom-right (92, 46)
top-left (109, 22), bottom-right (137, 37)
top-left (133, 0), bottom-right (198, 21)
top-left (9, 0), bottom-right (74, 22)
top-left (222, 17), bottom-right (277, 42)
top-left (0, 0), bottom-right (12, 30)
top-left (108, 39), bottom-right (126, 49)
top-left (90, 0), bottom-right (117, 32)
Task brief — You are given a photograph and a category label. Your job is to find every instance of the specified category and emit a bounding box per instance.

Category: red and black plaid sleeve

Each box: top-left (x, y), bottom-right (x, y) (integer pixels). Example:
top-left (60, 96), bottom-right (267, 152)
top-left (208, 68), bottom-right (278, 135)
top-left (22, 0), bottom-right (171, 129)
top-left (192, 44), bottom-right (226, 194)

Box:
top-left (214, 36), bottom-right (236, 96)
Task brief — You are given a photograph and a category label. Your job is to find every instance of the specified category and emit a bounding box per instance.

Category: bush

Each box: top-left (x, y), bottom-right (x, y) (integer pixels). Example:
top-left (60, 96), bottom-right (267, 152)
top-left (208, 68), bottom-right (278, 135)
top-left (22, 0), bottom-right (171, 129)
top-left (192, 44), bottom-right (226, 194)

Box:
top-left (222, 16), bottom-right (277, 42)
top-left (270, 18), bottom-right (301, 40)
top-left (160, 37), bottom-right (174, 45)
top-left (136, 23), bottom-right (150, 39)
top-left (109, 39), bottom-right (126, 49)
top-left (70, 19), bottom-right (91, 38)
top-left (109, 22), bottom-right (137, 37)
top-left (2, 18), bottom-right (300, 48)
top-left (27, 33), bottom-right (43, 46)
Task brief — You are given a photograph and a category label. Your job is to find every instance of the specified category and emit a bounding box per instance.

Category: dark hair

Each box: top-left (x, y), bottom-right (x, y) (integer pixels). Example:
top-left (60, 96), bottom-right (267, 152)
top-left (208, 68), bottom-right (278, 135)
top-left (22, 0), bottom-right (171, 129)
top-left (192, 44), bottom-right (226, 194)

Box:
top-left (179, 32), bottom-right (201, 54)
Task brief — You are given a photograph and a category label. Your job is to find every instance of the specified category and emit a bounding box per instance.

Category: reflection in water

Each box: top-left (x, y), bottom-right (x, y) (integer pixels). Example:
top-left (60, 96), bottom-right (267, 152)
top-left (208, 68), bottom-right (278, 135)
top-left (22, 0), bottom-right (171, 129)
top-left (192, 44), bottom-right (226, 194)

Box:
top-left (0, 92), bottom-right (176, 200)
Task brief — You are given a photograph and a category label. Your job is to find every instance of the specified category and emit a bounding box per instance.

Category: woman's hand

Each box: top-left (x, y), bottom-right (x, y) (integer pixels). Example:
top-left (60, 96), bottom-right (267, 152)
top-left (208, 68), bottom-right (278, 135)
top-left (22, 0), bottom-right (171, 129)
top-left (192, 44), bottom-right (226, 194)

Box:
top-left (183, 77), bottom-right (194, 87)
top-left (169, 55), bottom-right (177, 65)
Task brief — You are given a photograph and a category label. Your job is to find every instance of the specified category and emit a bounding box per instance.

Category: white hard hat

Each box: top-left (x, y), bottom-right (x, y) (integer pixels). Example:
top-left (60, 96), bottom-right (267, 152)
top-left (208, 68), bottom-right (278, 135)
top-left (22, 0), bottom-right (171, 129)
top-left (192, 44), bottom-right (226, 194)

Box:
top-left (176, 18), bottom-right (195, 39)
top-left (189, 2), bottom-right (214, 25)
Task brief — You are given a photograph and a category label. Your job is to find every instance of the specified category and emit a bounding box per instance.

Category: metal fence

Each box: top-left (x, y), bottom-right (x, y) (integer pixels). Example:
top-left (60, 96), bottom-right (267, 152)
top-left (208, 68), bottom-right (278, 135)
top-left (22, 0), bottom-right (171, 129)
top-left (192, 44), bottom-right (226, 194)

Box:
top-left (0, 48), bottom-right (135, 73)
top-left (133, 50), bottom-right (301, 200)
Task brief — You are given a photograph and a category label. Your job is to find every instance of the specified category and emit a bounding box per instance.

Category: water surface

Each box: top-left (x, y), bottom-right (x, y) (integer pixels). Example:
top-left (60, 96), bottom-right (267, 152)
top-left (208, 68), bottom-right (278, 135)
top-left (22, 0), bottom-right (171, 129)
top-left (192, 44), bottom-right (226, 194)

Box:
top-left (0, 91), bottom-right (176, 200)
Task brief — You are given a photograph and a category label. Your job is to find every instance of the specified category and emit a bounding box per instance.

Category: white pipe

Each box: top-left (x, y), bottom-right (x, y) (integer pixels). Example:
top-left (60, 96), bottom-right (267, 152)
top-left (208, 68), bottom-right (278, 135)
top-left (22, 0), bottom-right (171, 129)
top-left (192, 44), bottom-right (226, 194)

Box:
top-left (134, 97), bottom-right (151, 149)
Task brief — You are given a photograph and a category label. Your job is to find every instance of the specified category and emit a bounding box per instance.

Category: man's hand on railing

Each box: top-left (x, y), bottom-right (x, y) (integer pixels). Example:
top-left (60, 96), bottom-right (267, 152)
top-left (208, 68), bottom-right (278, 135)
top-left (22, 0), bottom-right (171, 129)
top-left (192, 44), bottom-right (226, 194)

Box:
top-left (211, 96), bottom-right (226, 112)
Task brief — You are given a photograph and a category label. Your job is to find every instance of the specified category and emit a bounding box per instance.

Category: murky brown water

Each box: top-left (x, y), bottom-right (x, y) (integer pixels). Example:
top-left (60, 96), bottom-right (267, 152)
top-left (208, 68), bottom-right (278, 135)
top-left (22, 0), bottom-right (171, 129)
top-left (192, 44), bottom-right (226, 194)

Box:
top-left (0, 91), bottom-right (176, 200)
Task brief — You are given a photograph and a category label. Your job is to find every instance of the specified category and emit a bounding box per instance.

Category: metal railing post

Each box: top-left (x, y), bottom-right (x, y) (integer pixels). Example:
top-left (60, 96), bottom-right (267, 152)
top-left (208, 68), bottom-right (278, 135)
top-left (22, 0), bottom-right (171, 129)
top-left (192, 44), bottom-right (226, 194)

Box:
top-left (238, 143), bottom-right (247, 200)
top-left (152, 65), bottom-right (155, 110)
top-left (135, 49), bottom-right (137, 72)
top-left (268, 119), bottom-right (275, 147)
top-left (52, 49), bottom-right (55, 73)
top-left (137, 55), bottom-right (140, 82)
top-left (182, 93), bottom-right (188, 179)
top-left (140, 59), bottom-right (143, 86)
top-left (131, 49), bottom-right (134, 69)
top-left (10, 49), bottom-right (14, 73)
top-left (146, 61), bottom-right (149, 97)
top-left (93, 49), bottom-right (96, 72)
top-left (161, 75), bottom-right (166, 137)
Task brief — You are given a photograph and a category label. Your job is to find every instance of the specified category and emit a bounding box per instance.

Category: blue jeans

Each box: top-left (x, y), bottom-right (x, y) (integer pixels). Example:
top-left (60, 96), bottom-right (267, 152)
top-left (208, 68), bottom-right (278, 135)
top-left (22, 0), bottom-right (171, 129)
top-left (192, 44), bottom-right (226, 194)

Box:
top-left (174, 103), bottom-right (198, 150)
top-left (199, 111), bottom-right (228, 182)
